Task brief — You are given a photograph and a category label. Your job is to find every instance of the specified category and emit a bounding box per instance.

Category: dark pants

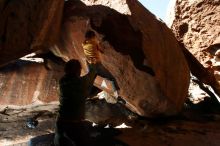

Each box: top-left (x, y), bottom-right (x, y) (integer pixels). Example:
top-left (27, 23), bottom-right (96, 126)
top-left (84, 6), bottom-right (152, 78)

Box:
top-left (91, 62), bottom-right (119, 90)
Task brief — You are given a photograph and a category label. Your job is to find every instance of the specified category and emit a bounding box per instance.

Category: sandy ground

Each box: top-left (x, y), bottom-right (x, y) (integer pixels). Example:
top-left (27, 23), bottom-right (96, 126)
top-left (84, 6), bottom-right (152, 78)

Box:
top-left (1, 101), bottom-right (220, 146)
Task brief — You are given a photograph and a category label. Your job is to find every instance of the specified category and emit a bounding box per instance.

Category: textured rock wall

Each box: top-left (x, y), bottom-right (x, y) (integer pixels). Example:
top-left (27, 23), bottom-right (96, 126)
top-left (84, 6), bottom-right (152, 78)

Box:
top-left (170, 0), bottom-right (220, 67)
top-left (52, 0), bottom-right (190, 117)
top-left (0, 0), bottom-right (64, 67)
top-left (0, 56), bottom-right (64, 105)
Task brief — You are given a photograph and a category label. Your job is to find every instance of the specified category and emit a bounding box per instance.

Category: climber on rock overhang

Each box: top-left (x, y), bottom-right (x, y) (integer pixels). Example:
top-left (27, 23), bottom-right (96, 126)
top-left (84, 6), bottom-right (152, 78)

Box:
top-left (82, 29), bottom-right (119, 98)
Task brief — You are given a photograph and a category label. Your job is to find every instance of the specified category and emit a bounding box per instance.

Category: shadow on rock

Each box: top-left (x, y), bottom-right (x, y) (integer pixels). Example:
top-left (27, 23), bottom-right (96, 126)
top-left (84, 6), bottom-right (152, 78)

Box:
top-left (29, 122), bottom-right (129, 146)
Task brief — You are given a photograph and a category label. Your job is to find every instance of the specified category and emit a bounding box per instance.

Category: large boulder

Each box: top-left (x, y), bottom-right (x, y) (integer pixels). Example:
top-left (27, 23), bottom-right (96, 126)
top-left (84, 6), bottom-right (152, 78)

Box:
top-left (0, 0), bottom-right (64, 67)
top-left (52, 0), bottom-right (190, 117)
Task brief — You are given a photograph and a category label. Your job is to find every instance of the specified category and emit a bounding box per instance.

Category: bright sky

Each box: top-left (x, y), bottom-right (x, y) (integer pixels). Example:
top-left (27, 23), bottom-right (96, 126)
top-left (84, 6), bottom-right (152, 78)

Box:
top-left (139, 0), bottom-right (171, 21)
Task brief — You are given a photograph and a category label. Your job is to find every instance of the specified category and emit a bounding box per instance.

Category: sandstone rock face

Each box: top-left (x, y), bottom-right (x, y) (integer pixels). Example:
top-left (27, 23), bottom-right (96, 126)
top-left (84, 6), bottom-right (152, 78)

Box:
top-left (52, 0), bottom-right (190, 117)
top-left (170, 0), bottom-right (220, 75)
top-left (0, 55), bottom-right (64, 105)
top-left (0, 0), bottom-right (64, 67)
